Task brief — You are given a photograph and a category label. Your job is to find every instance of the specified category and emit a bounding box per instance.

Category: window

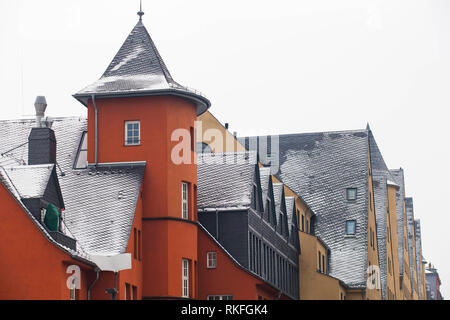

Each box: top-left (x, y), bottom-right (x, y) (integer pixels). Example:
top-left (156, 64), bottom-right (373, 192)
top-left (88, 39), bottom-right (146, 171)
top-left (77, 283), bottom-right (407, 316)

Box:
top-left (125, 121), bottom-right (140, 146)
top-left (125, 283), bottom-right (131, 300)
top-left (133, 228), bottom-right (137, 259)
top-left (207, 252), bottom-right (217, 269)
top-left (74, 132), bottom-right (88, 169)
top-left (70, 278), bottom-right (76, 300)
top-left (190, 127), bottom-right (195, 151)
top-left (318, 251), bottom-right (321, 272)
top-left (322, 254), bottom-right (325, 273)
top-left (346, 220), bottom-right (356, 235)
top-left (207, 295), bottom-right (233, 300)
top-left (301, 215), bottom-right (304, 232)
top-left (182, 259), bottom-right (190, 298)
top-left (182, 182), bottom-right (189, 219)
top-left (196, 142), bottom-right (212, 154)
top-left (132, 286), bottom-right (137, 300)
top-left (138, 230), bottom-right (141, 261)
top-left (346, 188), bottom-right (357, 200)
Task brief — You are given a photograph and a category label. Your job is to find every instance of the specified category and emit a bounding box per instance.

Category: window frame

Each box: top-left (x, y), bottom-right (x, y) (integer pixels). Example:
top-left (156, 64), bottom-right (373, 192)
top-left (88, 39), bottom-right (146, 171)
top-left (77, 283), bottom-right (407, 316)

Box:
top-left (346, 188), bottom-right (357, 201)
top-left (346, 220), bottom-right (357, 235)
top-left (73, 131), bottom-right (88, 170)
top-left (181, 182), bottom-right (189, 220)
top-left (182, 259), bottom-right (190, 298)
top-left (207, 252), bottom-right (217, 269)
top-left (124, 120), bottom-right (141, 146)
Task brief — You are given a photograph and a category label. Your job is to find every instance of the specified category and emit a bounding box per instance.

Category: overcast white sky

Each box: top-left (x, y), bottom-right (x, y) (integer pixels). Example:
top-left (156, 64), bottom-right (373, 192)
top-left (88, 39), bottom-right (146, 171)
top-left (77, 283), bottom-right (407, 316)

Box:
top-left (1, 0), bottom-right (448, 298)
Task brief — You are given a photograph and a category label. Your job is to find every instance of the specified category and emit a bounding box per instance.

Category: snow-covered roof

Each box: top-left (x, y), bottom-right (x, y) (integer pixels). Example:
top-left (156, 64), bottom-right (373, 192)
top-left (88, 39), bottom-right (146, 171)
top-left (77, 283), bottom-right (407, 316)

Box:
top-left (243, 129), bottom-right (372, 288)
top-left (259, 167), bottom-right (271, 211)
top-left (405, 197), bottom-right (419, 292)
top-left (1, 164), bottom-right (53, 199)
top-left (390, 168), bottom-right (406, 276)
top-left (197, 152), bottom-right (257, 210)
top-left (74, 19), bottom-right (210, 116)
top-left (0, 118), bottom-right (145, 257)
top-left (285, 196), bottom-right (295, 230)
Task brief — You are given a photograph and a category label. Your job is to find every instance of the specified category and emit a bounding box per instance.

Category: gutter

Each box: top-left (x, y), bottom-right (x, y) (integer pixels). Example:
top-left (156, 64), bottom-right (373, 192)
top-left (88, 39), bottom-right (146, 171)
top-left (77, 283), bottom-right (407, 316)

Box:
top-left (75, 88), bottom-right (211, 116)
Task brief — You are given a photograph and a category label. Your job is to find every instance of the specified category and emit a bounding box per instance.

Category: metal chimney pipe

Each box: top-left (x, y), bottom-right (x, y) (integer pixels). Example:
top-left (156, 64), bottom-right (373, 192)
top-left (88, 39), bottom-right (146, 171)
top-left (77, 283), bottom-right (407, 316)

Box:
top-left (34, 96), bottom-right (47, 128)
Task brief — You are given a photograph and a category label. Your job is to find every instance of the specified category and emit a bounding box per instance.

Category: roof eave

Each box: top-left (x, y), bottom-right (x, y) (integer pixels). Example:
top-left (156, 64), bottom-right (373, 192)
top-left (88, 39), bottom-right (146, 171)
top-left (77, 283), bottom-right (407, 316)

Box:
top-left (73, 88), bottom-right (211, 116)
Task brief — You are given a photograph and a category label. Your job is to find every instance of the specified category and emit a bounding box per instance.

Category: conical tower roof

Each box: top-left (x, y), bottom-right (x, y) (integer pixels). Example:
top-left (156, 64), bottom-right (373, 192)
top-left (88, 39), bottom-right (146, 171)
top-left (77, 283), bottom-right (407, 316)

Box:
top-left (74, 13), bottom-right (210, 115)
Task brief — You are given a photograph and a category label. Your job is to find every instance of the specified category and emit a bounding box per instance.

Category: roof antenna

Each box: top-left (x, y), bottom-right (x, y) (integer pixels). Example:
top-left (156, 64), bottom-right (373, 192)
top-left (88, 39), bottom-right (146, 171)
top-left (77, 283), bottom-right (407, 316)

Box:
top-left (137, 0), bottom-right (144, 21)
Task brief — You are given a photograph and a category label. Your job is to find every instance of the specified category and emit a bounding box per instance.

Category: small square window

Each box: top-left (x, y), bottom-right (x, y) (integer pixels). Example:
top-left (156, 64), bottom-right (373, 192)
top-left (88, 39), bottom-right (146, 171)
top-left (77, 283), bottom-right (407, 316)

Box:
top-left (346, 220), bottom-right (356, 235)
top-left (207, 252), bottom-right (217, 269)
top-left (346, 188), bottom-right (357, 200)
top-left (125, 121), bottom-right (140, 146)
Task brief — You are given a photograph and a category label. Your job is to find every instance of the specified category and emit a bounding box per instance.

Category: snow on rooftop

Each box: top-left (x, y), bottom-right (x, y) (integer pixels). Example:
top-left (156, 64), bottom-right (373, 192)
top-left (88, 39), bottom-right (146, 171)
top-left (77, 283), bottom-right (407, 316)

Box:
top-left (2, 164), bottom-right (54, 199)
top-left (110, 46), bottom-right (145, 72)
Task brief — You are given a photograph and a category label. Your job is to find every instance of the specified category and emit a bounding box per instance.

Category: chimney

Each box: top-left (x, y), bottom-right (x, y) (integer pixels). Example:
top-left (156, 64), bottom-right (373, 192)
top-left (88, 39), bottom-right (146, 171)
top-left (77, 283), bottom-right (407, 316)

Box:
top-left (28, 96), bottom-right (57, 165)
top-left (225, 123), bottom-right (229, 130)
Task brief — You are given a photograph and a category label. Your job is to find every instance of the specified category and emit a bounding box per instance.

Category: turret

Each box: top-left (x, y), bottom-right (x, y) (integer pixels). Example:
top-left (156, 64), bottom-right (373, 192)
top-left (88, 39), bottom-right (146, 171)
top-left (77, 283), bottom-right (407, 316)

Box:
top-left (74, 8), bottom-right (210, 299)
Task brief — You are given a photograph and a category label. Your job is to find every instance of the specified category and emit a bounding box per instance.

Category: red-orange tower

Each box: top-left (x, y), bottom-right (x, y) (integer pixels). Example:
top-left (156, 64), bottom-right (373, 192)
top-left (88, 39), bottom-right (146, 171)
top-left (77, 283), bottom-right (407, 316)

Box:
top-left (74, 9), bottom-right (210, 299)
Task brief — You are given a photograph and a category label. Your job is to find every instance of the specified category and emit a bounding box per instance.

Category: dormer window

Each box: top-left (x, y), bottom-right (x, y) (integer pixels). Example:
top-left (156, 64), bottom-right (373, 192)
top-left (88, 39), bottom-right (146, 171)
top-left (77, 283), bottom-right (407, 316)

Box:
top-left (125, 121), bottom-right (140, 146)
top-left (74, 132), bottom-right (88, 169)
top-left (346, 188), bottom-right (357, 201)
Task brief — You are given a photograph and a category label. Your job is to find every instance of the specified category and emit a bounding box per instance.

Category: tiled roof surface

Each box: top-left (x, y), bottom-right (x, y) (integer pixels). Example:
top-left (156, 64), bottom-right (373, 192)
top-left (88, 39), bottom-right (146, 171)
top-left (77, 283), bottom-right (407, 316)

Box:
top-left (285, 196), bottom-right (295, 230)
top-left (74, 20), bottom-right (210, 115)
top-left (0, 118), bottom-right (144, 256)
top-left (197, 152), bottom-right (257, 210)
top-left (368, 130), bottom-right (398, 299)
top-left (1, 164), bottom-right (53, 199)
top-left (405, 197), bottom-right (418, 291)
top-left (414, 219), bottom-right (423, 299)
top-left (248, 130), bottom-right (371, 288)
top-left (390, 168), bottom-right (406, 275)
top-left (272, 183), bottom-right (286, 234)
top-left (372, 172), bottom-right (388, 299)
top-left (259, 167), bottom-right (271, 211)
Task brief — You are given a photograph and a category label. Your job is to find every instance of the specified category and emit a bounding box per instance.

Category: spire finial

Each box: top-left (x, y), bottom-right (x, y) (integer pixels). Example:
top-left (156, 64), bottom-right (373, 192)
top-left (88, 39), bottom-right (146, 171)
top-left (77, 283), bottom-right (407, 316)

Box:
top-left (138, 0), bottom-right (144, 21)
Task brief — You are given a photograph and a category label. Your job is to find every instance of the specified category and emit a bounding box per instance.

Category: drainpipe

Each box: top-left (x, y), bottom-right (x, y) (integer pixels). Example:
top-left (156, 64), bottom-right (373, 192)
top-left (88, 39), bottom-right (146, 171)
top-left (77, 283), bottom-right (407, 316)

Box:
top-left (106, 272), bottom-right (119, 300)
top-left (87, 268), bottom-right (100, 300)
top-left (91, 95), bottom-right (99, 166)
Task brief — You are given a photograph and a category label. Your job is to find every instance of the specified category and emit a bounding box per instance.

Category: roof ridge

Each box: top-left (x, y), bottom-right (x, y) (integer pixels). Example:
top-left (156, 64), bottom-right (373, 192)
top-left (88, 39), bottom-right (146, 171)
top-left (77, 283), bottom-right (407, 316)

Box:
top-left (243, 128), bottom-right (368, 139)
top-left (0, 116), bottom-right (86, 123)
top-left (139, 22), bottom-right (174, 84)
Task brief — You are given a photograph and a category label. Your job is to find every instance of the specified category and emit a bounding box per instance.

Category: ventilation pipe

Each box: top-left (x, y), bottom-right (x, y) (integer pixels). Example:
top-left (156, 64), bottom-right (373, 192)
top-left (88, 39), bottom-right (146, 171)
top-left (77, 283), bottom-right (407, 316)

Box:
top-left (34, 96), bottom-right (47, 128)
